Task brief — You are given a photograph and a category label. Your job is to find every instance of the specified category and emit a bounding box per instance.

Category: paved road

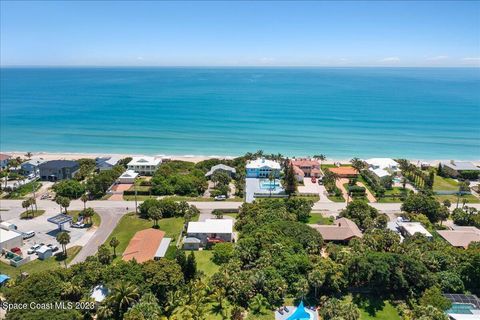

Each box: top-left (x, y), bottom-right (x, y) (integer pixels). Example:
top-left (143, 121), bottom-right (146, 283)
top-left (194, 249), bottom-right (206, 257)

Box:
top-left (2, 198), bottom-right (480, 264)
top-left (69, 207), bottom-right (125, 265)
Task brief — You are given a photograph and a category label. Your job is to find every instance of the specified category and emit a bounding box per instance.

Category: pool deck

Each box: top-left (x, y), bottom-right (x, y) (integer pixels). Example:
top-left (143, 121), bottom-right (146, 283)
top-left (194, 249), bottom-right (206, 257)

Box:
top-left (245, 178), bottom-right (285, 203)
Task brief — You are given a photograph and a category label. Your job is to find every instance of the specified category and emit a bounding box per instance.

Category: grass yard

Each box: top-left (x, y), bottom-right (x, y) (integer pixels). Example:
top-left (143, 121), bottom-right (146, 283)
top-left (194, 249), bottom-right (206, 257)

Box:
top-left (435, 194), bottom-right (480, 204)
top-left (433, 174), bottom-right (459, 191)
top-left (308, 212), bottom-right (334, 225)
top-left (294, 195), bottom-right (320, 202)
top-left (192, 250), bottom-right (219, 278)
top-left (0, 246), bottom-right (81, 278)
top-left (105, 212), bottom-right (184, 258)
top-left (353, 295), bottom-right (401, 320)
top-left (69, 210), bottom-right (101, 227)
top-left (327, 194), bottom-right (345, 202)
top-left (20, 209), bottom-right (45, 219)
top-left (2, 181), bottom-right (42, 199)
top-left (377, 187), bottom-right (407, 203)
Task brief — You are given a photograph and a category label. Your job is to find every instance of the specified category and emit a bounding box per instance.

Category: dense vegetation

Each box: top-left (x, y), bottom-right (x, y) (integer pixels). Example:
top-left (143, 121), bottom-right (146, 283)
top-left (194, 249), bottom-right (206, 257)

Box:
top-left (150, 161), bottom-right (208, 196)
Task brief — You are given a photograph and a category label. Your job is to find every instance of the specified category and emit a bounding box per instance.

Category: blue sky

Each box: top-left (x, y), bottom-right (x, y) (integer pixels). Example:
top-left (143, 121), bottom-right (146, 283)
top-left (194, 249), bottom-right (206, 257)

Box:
top-left (1, 1), bottom-right (479, 66)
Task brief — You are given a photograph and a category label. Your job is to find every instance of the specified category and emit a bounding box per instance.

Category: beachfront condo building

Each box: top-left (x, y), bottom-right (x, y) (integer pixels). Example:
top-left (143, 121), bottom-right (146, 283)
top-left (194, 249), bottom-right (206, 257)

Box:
top-left (127, 156), bottom-right (162, 175)
top-left (246, 158), bottom-right (281, 178)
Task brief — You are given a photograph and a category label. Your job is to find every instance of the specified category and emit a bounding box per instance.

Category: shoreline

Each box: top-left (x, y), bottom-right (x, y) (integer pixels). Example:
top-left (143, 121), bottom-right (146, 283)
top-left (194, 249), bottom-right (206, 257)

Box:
top-left (3, 151), bottom-right (480, 166)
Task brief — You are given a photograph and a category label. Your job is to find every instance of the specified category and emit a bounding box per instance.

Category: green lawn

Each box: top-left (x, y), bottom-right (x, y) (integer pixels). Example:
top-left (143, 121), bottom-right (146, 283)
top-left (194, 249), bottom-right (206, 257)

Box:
top-left (353, 295), bottom-right (401, 320)
top-left (308, 212), bottom-right (333, 225)
top-left (0, 246), bottom-right (81, 278)
top-left (327, 194), bottom-right (345, 202)
top-left (435, 194), bottom-right (480, 204)
top-left (193, 250), bottom-right (219, 278)
top-left (433, 174), bottom-right (459, 191)
top-left (122, 195), bottom-right (243, 202)
top-left (69, 210), bottom-right (101, 227)
top-left (377, 187), bottom-right (407, 203)
top-left (104, 212), bottom-right (185, 258)
top-left (359, 301), bottom-right (400, 320)
top-left (1, 181), bottom-right (42, 199)
top-left (20, 209), bottom-right (45, 219)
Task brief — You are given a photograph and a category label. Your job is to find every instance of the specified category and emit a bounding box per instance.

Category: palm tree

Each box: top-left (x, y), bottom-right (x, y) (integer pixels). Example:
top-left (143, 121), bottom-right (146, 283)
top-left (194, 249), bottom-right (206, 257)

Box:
top-left (21, 199), bottom-right (30, 217)
top-left (82, 207), bottom-right (95, 225)
top-left (110, 237), bottom-right (120, 257)
top-left (81, 193), bottom-right (88, 211)
top-left (148, 206), bottom-right (162, 228)
top-left (249, 294), bottom-right (269, 314)
top-left (29, 197), bottom-right (36, 217)
top-left (350, 157), bottom-right (366, 172)
top-left (25, 152), bottom-right (32, 160)
top-left (61, 197), bottom-right (71, 214)
top-left (268, 170), bottom-right (276, 197)
top-left (308, 267), bottom-right (326, 298)
top-left (56, 231), bottom-right (71, 257)
top-left (108, 282), bottom-right (140, 319)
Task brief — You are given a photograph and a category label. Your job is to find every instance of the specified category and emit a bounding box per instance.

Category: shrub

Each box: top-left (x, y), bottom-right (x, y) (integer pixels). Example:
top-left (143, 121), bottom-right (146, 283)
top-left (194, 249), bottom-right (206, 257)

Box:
top-left (212, 243), bottom-right (234, 264)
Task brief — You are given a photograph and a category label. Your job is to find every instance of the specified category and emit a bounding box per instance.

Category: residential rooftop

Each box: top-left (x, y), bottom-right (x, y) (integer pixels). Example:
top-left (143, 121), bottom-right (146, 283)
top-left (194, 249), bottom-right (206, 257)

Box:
top-left (127, 156), bottom-right (162, 166)
top-left (122, 228), bottom-right (166, 263)
top-left (187, 219), bottom-right (233, 234)
top-left (442, 161), bottom-right (479, 171)
top-left (246, 158), bottom-right (281, 170)
top-left (309, 217), bottom-right (363, 241)
top-left (437, 226), bottom-right (480, 249)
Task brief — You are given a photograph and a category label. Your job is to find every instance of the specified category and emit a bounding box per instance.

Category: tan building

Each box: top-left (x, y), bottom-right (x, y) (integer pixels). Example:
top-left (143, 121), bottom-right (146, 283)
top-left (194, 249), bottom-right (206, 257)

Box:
top-left (290, 159), bottom-right (322, 178)
top-left (437, 226), bottom-right (480, 249)
top-left (309, 217), bottom-right (363, 243)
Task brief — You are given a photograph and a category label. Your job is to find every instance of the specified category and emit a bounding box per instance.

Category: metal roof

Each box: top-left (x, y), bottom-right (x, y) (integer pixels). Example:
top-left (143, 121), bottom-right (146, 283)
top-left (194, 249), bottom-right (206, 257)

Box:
top-left (47, 214), bottom-right (73, 225)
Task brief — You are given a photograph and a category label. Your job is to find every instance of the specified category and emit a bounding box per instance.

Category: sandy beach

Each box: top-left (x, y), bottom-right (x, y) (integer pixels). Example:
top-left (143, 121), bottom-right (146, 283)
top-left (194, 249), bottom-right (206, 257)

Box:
top-left (3, 151), bottom-right (479, 166)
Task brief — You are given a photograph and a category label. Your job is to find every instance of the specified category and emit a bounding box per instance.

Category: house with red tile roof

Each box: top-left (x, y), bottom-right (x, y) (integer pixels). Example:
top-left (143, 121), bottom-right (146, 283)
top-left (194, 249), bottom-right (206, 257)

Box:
top-left (327, 166), bottom-right (358, 178)
top-left (122, 229), bottom-right (171, 263)
top-left (290, 158), bottom-right (322, 182)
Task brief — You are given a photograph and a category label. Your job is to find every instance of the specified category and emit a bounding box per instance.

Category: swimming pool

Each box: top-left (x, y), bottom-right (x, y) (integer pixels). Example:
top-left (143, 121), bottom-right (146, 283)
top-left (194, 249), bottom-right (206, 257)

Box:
top-left (447, 303), bottom-right (475, 314)
top-left (260, 179), bottom-right (282, 190)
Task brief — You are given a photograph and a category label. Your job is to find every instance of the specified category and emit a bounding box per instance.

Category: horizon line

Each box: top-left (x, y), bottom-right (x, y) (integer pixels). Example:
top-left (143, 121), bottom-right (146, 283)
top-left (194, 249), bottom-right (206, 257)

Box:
top-left (1, 65), bottom-right (479, 69)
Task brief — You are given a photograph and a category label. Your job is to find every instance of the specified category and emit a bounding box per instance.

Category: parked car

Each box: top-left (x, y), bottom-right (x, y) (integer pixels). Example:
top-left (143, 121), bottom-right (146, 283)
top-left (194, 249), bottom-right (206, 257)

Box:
top-left (27, 244), bottom-right (41, 254)
top-left (71, 222), bottom-right (85, 228)
top-left (22, 231), bottom-right (35, 239)
top-left (214, 195), bottom-right (227, 201)
top-left (311, 177), bottom-right (317, 183)
top-left (47, 244), bottom-right (59, 252)
top-left (11, 247), bottom-right (22, 254)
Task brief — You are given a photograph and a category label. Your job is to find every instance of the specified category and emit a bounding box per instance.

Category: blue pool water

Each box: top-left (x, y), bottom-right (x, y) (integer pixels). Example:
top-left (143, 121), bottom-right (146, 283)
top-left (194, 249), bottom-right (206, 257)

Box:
top-left (260, 179), bottom-right (282, 190)
top-left (447, 303), bottom-right (475, 314)
top-left (1, 67), bottom-right (479, 159)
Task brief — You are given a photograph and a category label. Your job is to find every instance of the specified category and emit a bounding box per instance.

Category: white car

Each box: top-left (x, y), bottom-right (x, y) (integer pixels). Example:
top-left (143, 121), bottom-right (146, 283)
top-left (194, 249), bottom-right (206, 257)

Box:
top-left (214, 195), bottom-right (227, 201)
top-left (27, 244), bottom-right (41, 254)
top-left (71, 222), bottom-right (85, 228)
top-left (22, 231), bottom-right (36, 239)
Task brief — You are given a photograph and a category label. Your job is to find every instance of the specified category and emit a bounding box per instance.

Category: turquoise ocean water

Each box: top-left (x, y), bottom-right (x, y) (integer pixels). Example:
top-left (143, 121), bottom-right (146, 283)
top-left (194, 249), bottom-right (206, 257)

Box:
top-left (1, 67), bottom-right (479, 159)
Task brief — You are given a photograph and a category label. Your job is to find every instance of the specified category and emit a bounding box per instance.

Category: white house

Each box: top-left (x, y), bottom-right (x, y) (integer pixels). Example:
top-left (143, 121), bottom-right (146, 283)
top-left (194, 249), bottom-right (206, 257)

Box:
top-left (184, 219), bottom-right (233, 249)
top-left (21, 158), bottom-right (47, 176)
top-left (246, 158), bottom-right (281, 178)
top-left (36, 245), bottom-right (52, 260)
top-left (365, 158), bottom-right (399, 170)
top-left (118, 170), bottom-right (139, 184)
top-left (365, 158), bottom-right (399, 179)
top-left (127, 156), bottom-right (161, 175)
top-left (397, 221), bottom-right (432, 239)
top-left (205, 164), bottom-right (236, 178)
top-left (0, 229), bottom-right (23, 251)
top-left (96, 156), bottom-right (121, 171)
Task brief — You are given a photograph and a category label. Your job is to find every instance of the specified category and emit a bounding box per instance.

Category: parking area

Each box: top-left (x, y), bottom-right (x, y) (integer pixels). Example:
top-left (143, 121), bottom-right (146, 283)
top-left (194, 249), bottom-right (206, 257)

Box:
top-left (298, 178), bottom-right (322, 194)
top-left (3, 210), bottom-right (91, 261)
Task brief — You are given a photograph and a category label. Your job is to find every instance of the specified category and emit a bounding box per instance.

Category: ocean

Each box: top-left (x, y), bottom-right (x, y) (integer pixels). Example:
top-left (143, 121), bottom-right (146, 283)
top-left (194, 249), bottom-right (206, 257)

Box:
top-left (1, 67), bottom-right (479, 159)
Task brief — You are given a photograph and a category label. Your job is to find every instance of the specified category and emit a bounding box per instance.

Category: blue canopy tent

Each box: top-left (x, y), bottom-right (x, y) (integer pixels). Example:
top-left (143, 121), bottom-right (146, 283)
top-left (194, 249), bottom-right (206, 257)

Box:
top-left (0, 274), bottom-right (10, 286)
top-left (286, 301), bottom-right (311, 320)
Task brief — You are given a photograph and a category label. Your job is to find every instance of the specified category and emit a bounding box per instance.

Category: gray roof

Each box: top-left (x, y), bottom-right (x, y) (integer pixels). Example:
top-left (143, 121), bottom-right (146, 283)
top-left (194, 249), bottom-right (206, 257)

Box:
top-left (205, 164), bottom-right (236, 177)
top-left (21, 158), bottom-right (47, 167)
top-left (154, 238), bottom-right (172, 258)
top-left (39, 160), bottom-right (78, 170)
top-left (442, 161), bottom-right (479, 171)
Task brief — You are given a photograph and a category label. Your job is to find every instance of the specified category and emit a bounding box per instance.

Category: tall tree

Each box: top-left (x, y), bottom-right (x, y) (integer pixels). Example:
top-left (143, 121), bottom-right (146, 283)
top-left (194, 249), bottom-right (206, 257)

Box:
top-left (148, 206), bottom-right (162, 228)
top-left (284, 162), bottom-right (297, 196)
top-left (56, 231), bottom-right (71, 257)
top-left (185, 251), bottom-right (197, 282)
top-left (109, 237), bottom-right (120, 257)
top-left (80, 193), bottom-right (88, 211)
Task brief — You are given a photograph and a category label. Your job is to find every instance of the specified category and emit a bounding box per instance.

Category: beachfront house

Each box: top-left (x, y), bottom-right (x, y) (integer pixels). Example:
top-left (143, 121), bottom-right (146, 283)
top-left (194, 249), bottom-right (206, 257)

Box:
top-left (365, 158), bottom-right (399, 179)
top-left (205, 164), bottom-right (236, 178)
top-left (246, 158), bottom-right (281, 178)
top-left (20, 158), bottom-right (47, 176)
top-left (437, 226), bottom-right (480, 249)
top-left (440, 161), bottom-right (480, 179)
top-left (96, 156), bottom-right (121, 171)
top-left (309, 218), bottom-right (363, 244)
top-left (38, 160), bottom-right (79, 181)
top-left (184, 219), bottom-right (233, 250)
top-left (0, 154), bottom-right (11, 169)
top-left (290, 159), bottom-right (322, 178)
top-left (327, 166), bottom-right (359, 178)
top-left (127, 156), bottom-right (161, 175)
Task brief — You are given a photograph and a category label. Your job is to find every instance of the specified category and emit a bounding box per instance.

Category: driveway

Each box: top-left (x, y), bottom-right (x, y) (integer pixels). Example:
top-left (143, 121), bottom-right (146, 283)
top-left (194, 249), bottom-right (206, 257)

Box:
top-left (298, 178), bottom-right (332, 203)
